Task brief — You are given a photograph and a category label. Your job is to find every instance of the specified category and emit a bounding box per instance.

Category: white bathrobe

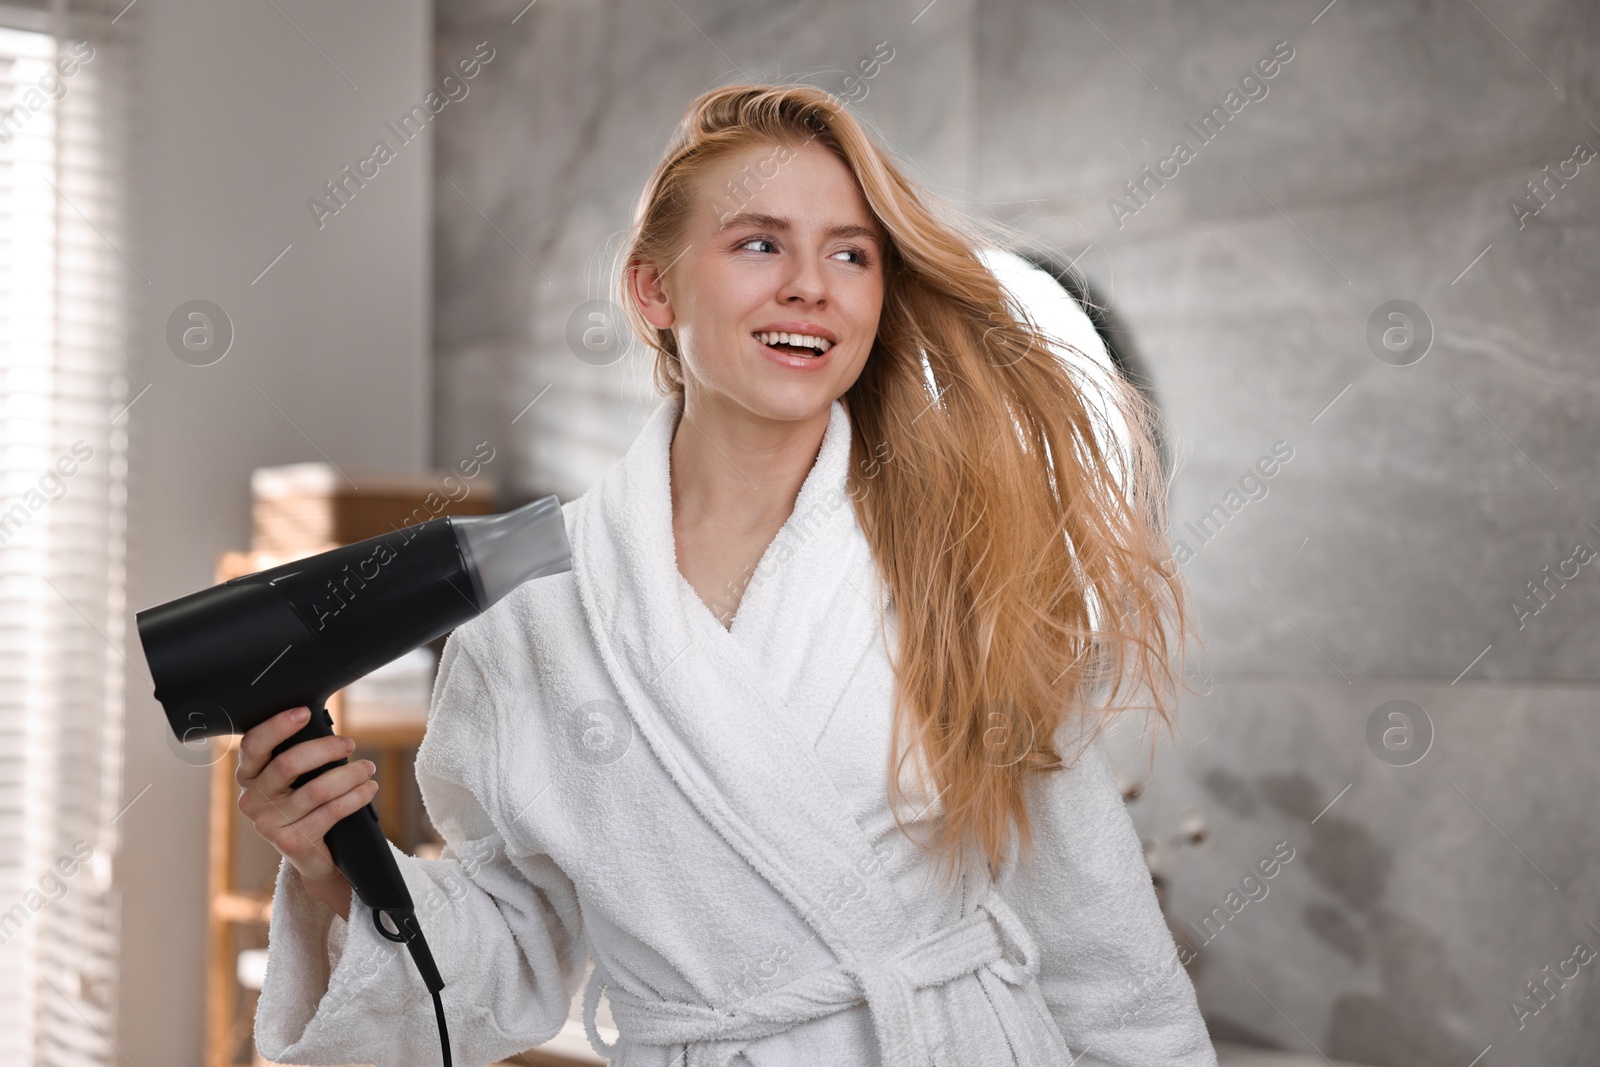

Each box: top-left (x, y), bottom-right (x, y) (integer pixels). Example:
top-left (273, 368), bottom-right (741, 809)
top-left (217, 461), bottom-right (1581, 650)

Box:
top-left (255, 391), bottom-right (1218, 1067)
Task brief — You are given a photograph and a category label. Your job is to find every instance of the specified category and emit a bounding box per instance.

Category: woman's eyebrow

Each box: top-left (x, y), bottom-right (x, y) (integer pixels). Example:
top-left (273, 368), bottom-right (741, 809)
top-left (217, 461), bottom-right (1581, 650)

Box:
top-left (718, 210), bottom-right (881, 244)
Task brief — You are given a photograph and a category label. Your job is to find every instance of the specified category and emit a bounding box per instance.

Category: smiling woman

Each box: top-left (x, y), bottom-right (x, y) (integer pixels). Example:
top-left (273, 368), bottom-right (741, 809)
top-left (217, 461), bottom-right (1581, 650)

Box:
top-left (617, 86), bottom-right (1198, 879)
top-left (620, 132), bottom-right (893, 644)
top-left (603, 84), bottom-right (1209, 1062)
top-left (253, 83), bottom-right (1214, 1067)
top-left (629, 146), bottom-right (885, 416)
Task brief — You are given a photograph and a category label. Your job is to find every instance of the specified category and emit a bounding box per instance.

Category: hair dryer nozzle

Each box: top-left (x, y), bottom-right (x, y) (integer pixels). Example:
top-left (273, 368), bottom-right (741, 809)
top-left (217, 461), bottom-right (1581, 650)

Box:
top-left (451, 493), bottom-right (571, 612)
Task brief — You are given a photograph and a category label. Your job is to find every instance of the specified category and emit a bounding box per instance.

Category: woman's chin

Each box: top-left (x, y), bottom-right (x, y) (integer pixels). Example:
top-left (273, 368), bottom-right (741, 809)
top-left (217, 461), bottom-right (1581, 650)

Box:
top-left (735, 383), bottom-right (838, 425)
top-left (761, 382), bottom-right (851, 419)
top-left (683, 371), bottom-right (845, 427)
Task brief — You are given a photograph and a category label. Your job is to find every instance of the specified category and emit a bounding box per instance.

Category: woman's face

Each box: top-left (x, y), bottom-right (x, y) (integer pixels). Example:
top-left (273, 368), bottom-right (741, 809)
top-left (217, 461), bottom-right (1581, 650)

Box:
top-left (631, 139), bottom-right (886, 424)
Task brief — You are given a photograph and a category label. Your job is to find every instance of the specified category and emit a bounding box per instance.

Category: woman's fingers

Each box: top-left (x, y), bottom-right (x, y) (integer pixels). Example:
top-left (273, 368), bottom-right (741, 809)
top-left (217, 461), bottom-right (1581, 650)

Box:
top-left (233, 706), bottom-right (384, 891)
top-left (268, 760), bottom-right (377, 826)
top-left (295, 777), bottom-right (381, 845)
top-left (250, 772), bottom-right (379, 883)
top-left (253, 735), bottom-right (355, 798)
top-left (235, 706), bottom-right (311, 782)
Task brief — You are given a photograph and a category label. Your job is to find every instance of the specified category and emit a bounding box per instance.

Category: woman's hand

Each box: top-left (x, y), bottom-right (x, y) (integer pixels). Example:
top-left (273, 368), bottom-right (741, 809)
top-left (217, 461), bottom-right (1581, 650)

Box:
top-left (235, 705), bottom-right (378, 921)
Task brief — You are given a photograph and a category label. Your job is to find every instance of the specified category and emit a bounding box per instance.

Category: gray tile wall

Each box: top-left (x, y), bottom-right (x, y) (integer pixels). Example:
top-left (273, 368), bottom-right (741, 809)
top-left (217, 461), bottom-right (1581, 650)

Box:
top-left (429, 2), bottom-right (1600, 1063)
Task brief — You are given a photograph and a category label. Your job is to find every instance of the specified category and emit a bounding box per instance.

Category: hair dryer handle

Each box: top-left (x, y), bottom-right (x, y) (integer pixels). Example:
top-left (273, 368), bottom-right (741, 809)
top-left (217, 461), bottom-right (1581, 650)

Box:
top-left (270, 705), bottom-right (446, 996)
top-left (271, 705), bottom-right (417, 917)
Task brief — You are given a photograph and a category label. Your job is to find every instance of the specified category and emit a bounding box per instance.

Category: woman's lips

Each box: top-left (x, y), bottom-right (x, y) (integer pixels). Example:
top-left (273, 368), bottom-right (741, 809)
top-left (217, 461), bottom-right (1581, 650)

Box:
top-left (753, 333), bottom-right (833, 368)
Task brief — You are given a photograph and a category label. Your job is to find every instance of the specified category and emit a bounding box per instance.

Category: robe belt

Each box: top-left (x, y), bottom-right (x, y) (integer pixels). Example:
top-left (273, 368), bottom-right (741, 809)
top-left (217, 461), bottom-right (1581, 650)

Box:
top-left (583, 894), bottom-right (1041, 1067)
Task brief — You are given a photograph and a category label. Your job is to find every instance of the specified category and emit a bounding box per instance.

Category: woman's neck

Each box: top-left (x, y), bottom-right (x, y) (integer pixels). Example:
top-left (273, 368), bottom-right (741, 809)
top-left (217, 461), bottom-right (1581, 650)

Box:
top-left (671, 391), bottom-right (830, 526)
top-left (668, 389), bottom-right (832, 625)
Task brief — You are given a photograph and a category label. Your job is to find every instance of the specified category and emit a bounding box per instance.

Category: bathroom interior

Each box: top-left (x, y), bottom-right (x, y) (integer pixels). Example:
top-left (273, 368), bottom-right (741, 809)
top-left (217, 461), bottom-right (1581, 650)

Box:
top-left (4, 0), bottom-right (1596, 1065)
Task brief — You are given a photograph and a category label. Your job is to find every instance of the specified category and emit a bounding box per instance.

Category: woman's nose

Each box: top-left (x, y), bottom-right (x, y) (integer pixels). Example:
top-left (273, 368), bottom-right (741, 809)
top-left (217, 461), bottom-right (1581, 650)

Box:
top-left (778, 258), bottom-right (827, 304)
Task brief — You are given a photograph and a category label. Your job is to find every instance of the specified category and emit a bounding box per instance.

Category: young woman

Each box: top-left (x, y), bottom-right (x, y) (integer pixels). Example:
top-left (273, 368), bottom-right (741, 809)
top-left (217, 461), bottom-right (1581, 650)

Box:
top-left (243, 84), bottom-right (1216, 1066)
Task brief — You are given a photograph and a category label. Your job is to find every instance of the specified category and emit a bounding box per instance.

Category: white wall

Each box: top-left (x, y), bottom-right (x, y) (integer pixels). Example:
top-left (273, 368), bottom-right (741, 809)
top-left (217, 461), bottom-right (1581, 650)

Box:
top-left (119, 2), bottom-right (431, 1061)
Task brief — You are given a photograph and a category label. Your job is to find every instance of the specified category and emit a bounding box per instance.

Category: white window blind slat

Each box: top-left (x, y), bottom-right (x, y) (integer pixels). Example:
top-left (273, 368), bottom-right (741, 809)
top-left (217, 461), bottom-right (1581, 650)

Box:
top-left (0, 3), bottom-right (130, 1064)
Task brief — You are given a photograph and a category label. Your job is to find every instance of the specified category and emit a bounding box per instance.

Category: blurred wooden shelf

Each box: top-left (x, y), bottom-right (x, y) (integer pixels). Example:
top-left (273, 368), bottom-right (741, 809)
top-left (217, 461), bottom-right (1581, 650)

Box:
top-left (212, 889), bottom-right (272, 925)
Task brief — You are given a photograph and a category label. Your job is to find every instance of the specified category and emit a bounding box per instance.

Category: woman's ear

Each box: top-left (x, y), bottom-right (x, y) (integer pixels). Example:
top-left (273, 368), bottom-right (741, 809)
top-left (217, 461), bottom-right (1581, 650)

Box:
top-left (628, 259), bottom-right (676, 331)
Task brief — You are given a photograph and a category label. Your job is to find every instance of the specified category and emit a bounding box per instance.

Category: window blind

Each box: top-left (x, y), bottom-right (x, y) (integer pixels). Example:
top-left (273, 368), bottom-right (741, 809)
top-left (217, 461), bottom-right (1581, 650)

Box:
top-left (0, 1), bottom-right (131, 1064)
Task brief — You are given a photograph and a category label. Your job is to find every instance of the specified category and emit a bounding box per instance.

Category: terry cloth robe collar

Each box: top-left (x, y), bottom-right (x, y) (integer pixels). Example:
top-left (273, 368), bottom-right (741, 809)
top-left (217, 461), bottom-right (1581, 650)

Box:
top-left (568, 395), bottom-right (1066, 1067)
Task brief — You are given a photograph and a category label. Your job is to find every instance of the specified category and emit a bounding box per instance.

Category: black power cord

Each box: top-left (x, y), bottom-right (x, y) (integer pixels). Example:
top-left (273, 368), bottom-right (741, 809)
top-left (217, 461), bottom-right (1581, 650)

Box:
top-left (430, 988), bottom-right (452, 1067)
top-left (376, 908), bottom-right (452, 1066)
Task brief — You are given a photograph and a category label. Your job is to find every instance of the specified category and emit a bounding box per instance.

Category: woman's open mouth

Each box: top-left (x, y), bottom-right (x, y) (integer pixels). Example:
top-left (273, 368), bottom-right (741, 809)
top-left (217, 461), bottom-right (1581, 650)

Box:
top-left (753, 330), bottom-right (834, 361)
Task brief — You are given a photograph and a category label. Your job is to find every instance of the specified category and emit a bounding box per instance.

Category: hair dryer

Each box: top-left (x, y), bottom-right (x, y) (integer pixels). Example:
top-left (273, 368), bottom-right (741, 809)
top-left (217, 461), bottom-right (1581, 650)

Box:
top-left (134, 493), bottom-right (572, 1066)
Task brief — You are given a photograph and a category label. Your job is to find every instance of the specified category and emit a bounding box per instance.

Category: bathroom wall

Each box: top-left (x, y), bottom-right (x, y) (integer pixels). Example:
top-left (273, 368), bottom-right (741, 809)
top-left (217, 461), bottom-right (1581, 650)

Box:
top-left (430, 1), bottom-right (1600, 1064)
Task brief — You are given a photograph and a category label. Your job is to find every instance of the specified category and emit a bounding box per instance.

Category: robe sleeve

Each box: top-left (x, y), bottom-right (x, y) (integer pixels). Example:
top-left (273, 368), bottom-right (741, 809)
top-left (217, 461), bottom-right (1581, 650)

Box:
top-left (999, 734), bottom-right (1218, 1067)
top-left (254, 628), bottom-right (587, 1067)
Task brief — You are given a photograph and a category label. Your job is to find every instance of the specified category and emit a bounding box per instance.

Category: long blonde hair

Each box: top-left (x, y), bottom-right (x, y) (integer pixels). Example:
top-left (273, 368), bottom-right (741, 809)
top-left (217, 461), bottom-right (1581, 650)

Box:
top-left (618, 84), bottom-right (1199, 884)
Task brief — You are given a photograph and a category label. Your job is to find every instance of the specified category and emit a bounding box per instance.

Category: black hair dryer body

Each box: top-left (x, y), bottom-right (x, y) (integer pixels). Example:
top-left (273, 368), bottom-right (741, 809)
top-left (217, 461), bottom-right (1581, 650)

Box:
top-left (134, 494), bottom-right (570, 1036)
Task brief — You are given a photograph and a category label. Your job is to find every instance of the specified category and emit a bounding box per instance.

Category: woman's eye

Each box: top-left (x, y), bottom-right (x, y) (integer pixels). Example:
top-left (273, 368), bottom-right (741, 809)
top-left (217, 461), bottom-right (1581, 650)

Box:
top-left (736, 238), bottom-right (870, 266)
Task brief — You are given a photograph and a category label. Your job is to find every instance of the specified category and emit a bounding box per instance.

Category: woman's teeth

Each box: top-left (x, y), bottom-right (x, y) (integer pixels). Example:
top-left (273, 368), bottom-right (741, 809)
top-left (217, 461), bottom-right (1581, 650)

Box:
top-left (755, 331), bottom-right (832, 356)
